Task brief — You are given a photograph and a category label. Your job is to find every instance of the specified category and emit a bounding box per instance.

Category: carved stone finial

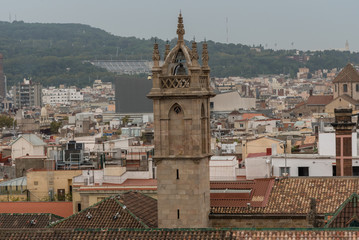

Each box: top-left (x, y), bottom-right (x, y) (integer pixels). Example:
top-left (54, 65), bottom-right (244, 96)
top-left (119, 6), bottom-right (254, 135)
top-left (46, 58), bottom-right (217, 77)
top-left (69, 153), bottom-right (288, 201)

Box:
top-left (202, 41), bottom-right (209, 67)
top-left (177, 12), bottom-right (185, 42)
top-left (152, 43), bottom-right (160, 67)
top-left (164, 41), bottom-right (170, 60)
top-left (191, 41), bottom-right (199, 61)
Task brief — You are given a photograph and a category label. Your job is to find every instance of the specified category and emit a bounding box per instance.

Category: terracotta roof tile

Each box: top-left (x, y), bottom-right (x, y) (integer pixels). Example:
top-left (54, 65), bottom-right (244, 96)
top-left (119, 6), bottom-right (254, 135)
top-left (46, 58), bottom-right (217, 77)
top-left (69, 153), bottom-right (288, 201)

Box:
top-left (52, 191), bottom-right (157, 229)
top-left (241, 113), bottom-right (264, 120)
top-left (306, 95), bottom-right (333, 105)
top-left (118, 191), bottom-right (157, 228)
top-left (211, 177), bottom-right (359, 215)
top-left (1, 229), bottom-right (359, 239)
top-left (0, 213), bottom-right (62, 228)
top-left (333, 63), bottom-right (359, 83)
top-left (210, 179), bottom-right (274, 208)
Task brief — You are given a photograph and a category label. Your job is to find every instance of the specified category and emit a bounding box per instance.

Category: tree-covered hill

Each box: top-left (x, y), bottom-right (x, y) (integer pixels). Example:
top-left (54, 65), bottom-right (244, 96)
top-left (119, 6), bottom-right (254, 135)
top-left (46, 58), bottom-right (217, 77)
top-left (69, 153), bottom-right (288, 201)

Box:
top-left (1, 21), bottom-right (359, 87)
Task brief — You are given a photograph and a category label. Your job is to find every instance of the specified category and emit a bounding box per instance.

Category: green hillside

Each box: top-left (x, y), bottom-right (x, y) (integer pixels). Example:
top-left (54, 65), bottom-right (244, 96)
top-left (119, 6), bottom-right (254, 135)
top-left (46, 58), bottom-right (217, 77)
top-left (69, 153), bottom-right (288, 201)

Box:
top-left (0, 21), bottom-right (359, 87)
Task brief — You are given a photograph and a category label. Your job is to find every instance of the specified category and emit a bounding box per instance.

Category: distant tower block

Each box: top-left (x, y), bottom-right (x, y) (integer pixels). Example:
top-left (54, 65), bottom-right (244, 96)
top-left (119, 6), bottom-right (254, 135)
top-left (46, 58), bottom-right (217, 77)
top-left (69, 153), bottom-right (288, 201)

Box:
top-left (0, 53), bottom-right (5, 99)
top-left (148, 13), bottom-right (215, 228)
top-left (345, 40), bottom-right (349, 51)
top-left (331, 108), bottom-right (356, 176)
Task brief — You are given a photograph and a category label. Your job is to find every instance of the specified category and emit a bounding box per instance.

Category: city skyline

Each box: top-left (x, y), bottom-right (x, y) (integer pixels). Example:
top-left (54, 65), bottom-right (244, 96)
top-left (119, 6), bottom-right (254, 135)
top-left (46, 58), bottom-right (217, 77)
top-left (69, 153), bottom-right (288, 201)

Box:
top-left (0, 0), bottom-right (359, 51)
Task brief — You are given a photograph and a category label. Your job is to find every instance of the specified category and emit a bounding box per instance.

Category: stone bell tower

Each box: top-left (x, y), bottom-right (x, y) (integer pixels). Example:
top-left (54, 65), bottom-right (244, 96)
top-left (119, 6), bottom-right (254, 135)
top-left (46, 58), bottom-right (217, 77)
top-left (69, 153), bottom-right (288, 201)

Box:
top-left (148, 13), bottom-right (215, 228)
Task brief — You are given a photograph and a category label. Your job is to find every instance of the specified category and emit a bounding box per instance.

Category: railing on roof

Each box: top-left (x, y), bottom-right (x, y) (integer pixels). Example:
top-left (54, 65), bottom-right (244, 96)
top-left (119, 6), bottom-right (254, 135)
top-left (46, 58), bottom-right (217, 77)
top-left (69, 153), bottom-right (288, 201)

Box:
top-left (160, 76), bottom-right (190, 89)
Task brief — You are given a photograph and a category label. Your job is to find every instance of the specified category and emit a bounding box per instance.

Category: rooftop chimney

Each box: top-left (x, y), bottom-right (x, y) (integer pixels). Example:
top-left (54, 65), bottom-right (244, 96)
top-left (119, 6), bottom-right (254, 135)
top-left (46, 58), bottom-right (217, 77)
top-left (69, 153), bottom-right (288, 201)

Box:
top-left (331, 108), bottom-right (356, 176)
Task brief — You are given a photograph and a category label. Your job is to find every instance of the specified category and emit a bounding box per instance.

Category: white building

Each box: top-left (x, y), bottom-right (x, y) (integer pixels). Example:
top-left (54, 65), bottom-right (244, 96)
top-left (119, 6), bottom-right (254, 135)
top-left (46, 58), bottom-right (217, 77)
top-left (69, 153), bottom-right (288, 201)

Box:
top-left (209, 156), bottom-right (238, 181)
top-left (9, 134), bottom-right (46, 160)
top-left (42, 87), bottom-right (83, 105)
top-left (245, 155), bottom-right (272, 179)
top-left (246, 153), bottom-right (359, 179)
top-left (318, 132), bottom-right (358, 156)
top-left (271, 154), bottom-right (335, 177)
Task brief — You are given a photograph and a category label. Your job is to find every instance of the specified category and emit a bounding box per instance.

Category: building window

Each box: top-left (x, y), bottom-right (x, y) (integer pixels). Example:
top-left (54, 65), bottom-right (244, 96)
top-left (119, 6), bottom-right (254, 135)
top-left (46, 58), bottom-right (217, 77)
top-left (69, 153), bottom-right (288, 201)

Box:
top-left (298, 167), bottom-right (309, 176)
top-left (332, 165), bottom-right (336, 176)
top-left (353, 167), bottom-right (359, 176)
top-left (177, 209), bottom-right (180, 219)
top-left (344, 84), bottom-right (348, 92)
top-left (77, 203), bottom-right (82, 212)
top-left (356, 84), bottom-right (359, 92)
top-left (176, 169), bottom-right (179, 179)
top-left (280, 167), bottom-right (290, 176)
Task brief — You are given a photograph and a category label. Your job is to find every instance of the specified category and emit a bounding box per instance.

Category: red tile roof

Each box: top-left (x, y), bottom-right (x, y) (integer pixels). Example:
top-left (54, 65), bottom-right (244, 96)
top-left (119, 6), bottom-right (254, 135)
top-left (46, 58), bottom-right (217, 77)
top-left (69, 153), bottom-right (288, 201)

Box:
top-left (0, 213), bottom-right (62, 228)
top-left (0, 229), bottom-right (358, 239)
top-left (52, 192), bottom-right (157, 229)
top-left (241, 113), bottom-right (264, 120)
top-left (333, 63), bottom-right (359, 83)
top-left (211, 177), bottom-right (359, 215)
top-left (306, 95), bottom-right (333, 105)
top-left (0, 202), bottom-right (73, 218)
top-left (210, 179), bottom-right (274, 208)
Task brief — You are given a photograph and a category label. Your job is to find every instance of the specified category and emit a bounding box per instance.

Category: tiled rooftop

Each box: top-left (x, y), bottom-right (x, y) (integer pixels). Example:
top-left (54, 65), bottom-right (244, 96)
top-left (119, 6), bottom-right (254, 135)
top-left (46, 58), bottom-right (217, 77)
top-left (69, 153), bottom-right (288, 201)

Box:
top-left (210, 179), bottom-right (274, 208)
top-left (333, 63), bottom-right (359, 83)
top-left (0, 213), bottom-right (61, 228)
top-left (52, 191), bottom-right (157, 229)
top-left (0, 229), bottom-right (359, 239)
top-left (117, 190), bottom-right (157, 228)
top-left (211, 177), bottom-right (359, 215)
top-left (306, 95), bottom-right (333, 105)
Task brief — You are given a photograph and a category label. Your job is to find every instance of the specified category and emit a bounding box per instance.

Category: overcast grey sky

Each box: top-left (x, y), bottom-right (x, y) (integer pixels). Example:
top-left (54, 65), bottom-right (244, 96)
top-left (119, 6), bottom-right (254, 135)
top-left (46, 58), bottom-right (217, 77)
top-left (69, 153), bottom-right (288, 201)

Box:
top-left (1, 0), bottom-right (358, 51)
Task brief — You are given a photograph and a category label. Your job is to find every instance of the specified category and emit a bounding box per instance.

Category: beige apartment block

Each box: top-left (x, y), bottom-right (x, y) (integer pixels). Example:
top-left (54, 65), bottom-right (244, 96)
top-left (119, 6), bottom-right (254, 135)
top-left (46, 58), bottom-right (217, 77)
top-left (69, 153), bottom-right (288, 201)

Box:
top-left (147, 13), bottom-right (215, 228)
top-left (242, 136), bottom-right (285, 160)
top-left (26, 169), bottom-right (82, 202)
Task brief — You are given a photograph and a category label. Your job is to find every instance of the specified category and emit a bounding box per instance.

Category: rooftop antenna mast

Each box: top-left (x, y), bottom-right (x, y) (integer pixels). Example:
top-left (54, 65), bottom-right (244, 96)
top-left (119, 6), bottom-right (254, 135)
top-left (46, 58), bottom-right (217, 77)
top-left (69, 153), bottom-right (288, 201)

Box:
top-left (226, 17), bottom-right (229, 44)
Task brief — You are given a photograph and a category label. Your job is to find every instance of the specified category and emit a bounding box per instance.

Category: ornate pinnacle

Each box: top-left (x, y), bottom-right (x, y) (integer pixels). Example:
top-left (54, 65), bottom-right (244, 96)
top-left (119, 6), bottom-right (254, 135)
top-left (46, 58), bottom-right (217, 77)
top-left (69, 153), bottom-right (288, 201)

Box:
top-left (152, 43), bottom-right (160, 67)
top-left (164, 40), bottom-right (170, 60)
top-left (191, 41), bottom-right (199, 61)
top-left (202, 41), bottom-right (209, 67)
top-left (176, 13), bottom-right (185, 42)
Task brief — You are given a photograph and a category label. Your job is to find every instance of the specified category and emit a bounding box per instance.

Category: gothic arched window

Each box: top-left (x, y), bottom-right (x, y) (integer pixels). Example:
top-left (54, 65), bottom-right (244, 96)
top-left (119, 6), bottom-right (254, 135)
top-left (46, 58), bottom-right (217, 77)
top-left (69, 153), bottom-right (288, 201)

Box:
top-left (173, 49), bottom-right (187, 75)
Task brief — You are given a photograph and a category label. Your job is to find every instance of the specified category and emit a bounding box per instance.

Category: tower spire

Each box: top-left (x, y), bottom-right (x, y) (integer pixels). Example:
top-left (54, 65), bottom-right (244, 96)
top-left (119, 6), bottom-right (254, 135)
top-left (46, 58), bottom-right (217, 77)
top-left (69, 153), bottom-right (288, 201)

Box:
top-left (164, 40), bottom-right (170, 60)
top-left (152, 41), bottom-right (160, 68)
top-left (202, 40), bottom-right (209, 68)
top-left (176, 12), bottom-right (185, 42)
